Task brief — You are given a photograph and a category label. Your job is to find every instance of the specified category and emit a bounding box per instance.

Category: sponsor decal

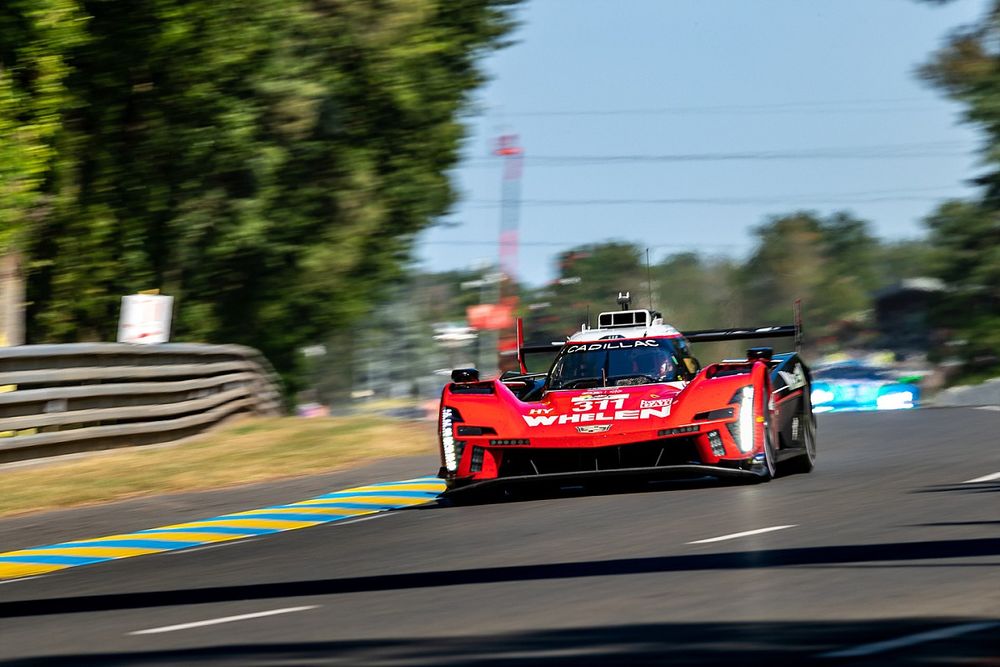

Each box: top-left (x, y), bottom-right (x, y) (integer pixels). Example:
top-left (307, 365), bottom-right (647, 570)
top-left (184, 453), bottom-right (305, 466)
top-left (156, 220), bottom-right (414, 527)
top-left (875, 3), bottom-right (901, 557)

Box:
top-left (565, 339), bottom-right (660, 354)
top-left (521, 407), bottom-right (671, 427)
top-left (521, 389), bottom-right (674, 427)
top-left (577, 424), bottom-right (612, 434)
top-left (523, 414), bottom-right (559, 427)
top-left (778, 364), bottom-right (806, 391)
top-left (576, 390), bottom-right (628, 401)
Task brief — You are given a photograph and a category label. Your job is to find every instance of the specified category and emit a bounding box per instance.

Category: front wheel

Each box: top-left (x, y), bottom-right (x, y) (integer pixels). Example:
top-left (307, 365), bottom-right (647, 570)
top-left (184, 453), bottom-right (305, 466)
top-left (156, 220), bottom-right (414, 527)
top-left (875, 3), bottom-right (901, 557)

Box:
top-left (757, 419), bottom-right (777, 481)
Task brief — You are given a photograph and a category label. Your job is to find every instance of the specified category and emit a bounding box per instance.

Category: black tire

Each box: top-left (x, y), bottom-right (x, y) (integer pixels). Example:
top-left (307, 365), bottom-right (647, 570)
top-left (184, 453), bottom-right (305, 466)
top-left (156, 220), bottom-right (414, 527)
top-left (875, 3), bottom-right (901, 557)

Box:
top-left (758, 418), bottom-right (777, 481)
top-left (780, 396), bottom-right (817, 475)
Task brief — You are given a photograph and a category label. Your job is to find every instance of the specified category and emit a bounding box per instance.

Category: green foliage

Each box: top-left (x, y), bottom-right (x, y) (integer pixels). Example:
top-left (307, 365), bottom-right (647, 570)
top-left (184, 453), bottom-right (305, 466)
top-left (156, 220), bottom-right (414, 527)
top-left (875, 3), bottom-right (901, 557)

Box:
top-left (739, 211), bottom-right (890, 345)
top-left (0, 0), bottom-right (88, 253)
top-left (653, 252), bottom-right (742, 330)
top-left (923, 200), bottom-right (1000, 365)
top-left (920, 2), bottom-right (1000, 372)
top-left (739, 212), bottom-right (825, 327)
top-left (2, 0), bottom-right (518, 390)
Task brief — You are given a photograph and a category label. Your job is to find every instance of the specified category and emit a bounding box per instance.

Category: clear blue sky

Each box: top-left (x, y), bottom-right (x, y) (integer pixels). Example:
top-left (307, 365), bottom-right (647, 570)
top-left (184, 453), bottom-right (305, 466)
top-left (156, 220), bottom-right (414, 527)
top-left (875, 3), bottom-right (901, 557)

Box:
top-left (415, 0), bottom-right (988, 286)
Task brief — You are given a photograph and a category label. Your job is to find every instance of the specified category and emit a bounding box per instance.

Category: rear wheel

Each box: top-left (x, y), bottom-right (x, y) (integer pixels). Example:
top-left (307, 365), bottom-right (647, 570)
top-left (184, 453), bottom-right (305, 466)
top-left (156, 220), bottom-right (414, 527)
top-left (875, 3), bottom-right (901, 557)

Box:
top-left (780, 396), bottom-right (817, 475)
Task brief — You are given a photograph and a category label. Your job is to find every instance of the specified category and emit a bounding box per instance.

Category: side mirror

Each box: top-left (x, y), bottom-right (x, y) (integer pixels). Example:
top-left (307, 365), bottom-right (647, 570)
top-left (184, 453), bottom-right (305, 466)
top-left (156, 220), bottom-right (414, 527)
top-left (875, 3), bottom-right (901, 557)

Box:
top-left (747, 347), bottom-right (773, 361)
top-left (451, 368), bottom-right (480, 383)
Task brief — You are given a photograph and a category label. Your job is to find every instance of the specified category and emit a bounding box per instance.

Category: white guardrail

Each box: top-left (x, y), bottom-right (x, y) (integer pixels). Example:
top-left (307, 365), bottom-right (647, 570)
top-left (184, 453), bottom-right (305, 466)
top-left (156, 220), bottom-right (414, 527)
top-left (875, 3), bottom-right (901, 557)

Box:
top-left (0, 343), bottom-right (283, 464)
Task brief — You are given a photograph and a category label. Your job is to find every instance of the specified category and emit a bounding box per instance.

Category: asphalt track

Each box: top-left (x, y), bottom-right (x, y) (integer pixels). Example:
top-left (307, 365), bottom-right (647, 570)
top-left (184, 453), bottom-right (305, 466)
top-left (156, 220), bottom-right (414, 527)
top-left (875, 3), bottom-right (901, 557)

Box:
top-left (0, 407), bottom-right (998, 665)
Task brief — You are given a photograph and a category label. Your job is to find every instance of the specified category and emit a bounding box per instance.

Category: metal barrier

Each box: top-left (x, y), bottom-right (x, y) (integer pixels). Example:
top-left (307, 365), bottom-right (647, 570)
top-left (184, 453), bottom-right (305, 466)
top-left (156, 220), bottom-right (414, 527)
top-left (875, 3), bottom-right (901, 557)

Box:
top-left (0, 343), bottom-right (283, 464)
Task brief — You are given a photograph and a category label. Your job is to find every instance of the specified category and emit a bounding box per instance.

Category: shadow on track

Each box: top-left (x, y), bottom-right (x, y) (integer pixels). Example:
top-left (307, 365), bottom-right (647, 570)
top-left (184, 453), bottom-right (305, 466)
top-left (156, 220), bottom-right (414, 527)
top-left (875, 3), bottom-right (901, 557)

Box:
top-left (2, 537), bottom-right (999, 619)
top-left (913, 482), bottom-right (1000, 495)
top-left (908, 520), bottom-right (1000, 527)
top-left (430, 475), bottom-right (748, 508)
top-left (3, 617), bottom-right (998, 666)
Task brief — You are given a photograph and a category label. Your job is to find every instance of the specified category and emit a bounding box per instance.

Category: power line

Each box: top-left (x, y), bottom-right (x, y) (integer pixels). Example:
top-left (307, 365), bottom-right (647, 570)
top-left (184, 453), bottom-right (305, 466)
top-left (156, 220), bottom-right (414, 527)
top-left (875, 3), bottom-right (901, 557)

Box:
top-left (486, 97), bottom-right (943, 118)
top-left (421, 240), bottom-right (741, 249)
top-left (458, 186), bottom-right (969, 208)
top-left (459, 141), bottom-right (971, 167)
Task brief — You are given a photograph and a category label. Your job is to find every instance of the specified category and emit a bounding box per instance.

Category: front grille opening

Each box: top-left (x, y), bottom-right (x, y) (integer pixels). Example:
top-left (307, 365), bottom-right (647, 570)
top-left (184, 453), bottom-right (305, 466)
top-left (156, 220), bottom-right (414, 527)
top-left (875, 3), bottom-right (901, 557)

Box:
top-left (497, 437), bottom-right (701, 477)
top-left (470, 446), bottom-right (485, 472)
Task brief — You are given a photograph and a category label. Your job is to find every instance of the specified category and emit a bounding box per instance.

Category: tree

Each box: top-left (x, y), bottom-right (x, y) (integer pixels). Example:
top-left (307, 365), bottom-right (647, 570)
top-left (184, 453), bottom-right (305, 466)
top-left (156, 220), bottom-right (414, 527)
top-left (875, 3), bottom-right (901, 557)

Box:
top-left (11, 0), bottom-right (519, 390)
top-left (919, 1), bottom-right (1000, 373)
top-left (737, 211), bottom-right (894, 351)
top-left (923, 200), bottom-right (1000, 367)
top-left (0, 0), bottom-right (87, 345)
top-left (739, 212), bottom-right (826, 330)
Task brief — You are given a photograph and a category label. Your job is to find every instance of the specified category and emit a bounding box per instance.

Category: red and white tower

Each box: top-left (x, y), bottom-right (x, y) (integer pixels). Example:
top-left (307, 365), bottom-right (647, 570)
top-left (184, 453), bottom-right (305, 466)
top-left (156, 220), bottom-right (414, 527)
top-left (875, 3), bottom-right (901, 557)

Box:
top-left (494, 134), bottom-right (523, 370)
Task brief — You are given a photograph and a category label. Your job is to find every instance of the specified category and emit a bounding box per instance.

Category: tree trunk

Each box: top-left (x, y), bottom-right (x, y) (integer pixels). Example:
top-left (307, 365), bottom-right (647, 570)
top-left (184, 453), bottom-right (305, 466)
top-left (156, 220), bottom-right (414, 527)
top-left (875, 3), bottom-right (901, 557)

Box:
top-left (0, 251), bottom-right (25, 346)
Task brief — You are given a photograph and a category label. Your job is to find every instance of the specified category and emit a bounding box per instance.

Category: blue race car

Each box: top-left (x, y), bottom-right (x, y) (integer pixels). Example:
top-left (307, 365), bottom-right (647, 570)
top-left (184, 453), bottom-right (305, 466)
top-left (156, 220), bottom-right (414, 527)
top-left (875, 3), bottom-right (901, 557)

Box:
top-left (810, 363), bottom-right (920, 413)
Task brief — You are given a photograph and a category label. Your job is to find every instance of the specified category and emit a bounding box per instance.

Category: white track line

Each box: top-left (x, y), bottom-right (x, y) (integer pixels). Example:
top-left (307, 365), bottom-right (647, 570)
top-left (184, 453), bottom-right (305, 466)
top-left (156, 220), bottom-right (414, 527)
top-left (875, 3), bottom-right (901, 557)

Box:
top-left (0, 575), bottom-right (47, 585)
top-left (820, 621), bottom-right (1000, 658)
top-left (334, 512), bottom-right (399, 527)
top-left (163, 538), bottom-right (260, 556)
top-left (687, 525), bottom-right (796, 544)
top-left (129, 605), bottom-right (319, 635)
top-left (962, 471), bottom-right (1000, 484)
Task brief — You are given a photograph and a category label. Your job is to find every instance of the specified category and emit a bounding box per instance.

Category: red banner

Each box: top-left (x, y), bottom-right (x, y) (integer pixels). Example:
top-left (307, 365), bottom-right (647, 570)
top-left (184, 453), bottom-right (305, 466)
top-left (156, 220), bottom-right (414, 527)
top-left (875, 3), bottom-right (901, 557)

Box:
top-left (467, 303), bottom-right (514, 331)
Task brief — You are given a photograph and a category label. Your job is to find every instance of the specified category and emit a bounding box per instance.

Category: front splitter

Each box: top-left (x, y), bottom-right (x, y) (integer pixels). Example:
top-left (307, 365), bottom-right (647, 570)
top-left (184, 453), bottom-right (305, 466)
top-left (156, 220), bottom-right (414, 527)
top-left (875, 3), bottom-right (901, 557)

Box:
top-left (441, 463), bottom-right (763, 496)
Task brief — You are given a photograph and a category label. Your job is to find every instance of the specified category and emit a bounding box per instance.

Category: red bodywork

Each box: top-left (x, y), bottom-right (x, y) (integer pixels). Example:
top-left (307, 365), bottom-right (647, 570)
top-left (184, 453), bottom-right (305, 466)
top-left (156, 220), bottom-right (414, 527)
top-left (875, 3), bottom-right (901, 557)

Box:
top-left (438, 337), bottom-right (787, 489)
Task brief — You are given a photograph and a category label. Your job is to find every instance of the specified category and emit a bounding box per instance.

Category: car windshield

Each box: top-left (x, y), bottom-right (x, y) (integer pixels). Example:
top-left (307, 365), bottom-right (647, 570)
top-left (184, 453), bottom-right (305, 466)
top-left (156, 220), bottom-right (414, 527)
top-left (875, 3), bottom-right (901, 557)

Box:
top-left (549, 339), bottom-right (681, 390)
top-left (814, 365), bottom-right (892, 381)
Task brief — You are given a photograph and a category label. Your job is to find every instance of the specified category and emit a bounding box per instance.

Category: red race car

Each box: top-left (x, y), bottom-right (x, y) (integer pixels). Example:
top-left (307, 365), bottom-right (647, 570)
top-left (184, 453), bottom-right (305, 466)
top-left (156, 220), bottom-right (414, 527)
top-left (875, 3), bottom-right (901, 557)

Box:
top-left (438, 295), bottom-right (816, 492)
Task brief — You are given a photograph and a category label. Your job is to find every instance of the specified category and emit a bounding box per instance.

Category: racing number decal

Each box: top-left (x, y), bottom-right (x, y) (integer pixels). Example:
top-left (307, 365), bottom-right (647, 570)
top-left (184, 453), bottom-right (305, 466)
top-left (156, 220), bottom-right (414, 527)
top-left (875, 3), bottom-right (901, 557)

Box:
top-left (571, 396), bottom-right (627, 413)
top-left (521, 393), bottom-right (672, 427)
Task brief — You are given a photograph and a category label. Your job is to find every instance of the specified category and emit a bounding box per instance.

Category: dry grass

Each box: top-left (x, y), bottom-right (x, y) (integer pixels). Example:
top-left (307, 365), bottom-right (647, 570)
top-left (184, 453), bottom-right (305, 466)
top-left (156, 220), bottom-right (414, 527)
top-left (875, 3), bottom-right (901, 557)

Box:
top-left (0, 416), bottom-right (436, 518)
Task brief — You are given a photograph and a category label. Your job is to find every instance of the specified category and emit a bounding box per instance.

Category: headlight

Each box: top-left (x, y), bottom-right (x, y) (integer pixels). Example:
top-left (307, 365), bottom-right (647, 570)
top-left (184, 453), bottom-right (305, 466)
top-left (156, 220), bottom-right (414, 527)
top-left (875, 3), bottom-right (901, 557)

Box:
top-left (876, 391), bottom-right (914, 410)
top-left (811, 386), bottom-right (834, 405)
top-left (737, 385), bottom-right (755, 453)
top-left (441, 407), bottom-right (458, 471)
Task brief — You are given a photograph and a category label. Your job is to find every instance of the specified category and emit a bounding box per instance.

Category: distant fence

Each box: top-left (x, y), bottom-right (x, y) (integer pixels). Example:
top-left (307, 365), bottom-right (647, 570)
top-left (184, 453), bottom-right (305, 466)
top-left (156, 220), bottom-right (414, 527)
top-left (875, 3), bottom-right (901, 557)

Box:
top-left (0, 344), bottom-right (283, 464)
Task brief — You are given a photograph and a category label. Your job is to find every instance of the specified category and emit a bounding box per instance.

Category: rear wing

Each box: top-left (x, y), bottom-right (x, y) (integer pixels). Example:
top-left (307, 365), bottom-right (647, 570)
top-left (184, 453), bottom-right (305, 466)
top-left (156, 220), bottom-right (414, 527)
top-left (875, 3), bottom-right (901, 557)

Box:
top-left (514, 318), bottom-right (563, 373)
top-left (681, 301), bottom-right (803, 352)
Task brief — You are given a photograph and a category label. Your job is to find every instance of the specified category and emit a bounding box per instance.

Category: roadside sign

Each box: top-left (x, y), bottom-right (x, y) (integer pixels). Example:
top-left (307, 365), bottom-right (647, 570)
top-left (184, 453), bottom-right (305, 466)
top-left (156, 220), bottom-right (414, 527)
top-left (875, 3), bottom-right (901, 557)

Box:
top-left (118, 294), bottom-right (173, 344)
top-left (466, 303), bottom-right (514, 331)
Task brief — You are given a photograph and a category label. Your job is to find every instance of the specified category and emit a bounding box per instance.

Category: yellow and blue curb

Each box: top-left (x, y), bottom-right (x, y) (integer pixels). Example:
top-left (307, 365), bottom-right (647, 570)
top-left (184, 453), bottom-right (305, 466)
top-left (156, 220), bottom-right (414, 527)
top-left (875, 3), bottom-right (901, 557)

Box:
top-left (0, 476), bottom-right (445, 580)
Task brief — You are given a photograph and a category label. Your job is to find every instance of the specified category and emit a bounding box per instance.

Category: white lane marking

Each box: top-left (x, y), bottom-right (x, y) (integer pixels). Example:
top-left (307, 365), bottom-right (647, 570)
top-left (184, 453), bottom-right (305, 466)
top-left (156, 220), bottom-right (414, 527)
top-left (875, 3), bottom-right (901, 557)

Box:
top-left (820, 621), bottom-right (1000, 658)
top-left (333, 511), bottom-right (400, 527)
top-left (974, 405), bottom-right (1000, 411)
top-left (129, 605), bottom-right (319, 635)
top-left (164, 538), bottom-right (260, 556)
top-left (687, 525), bottom-right (797, 545)
top-left (0, 575), bottom-right (47, 585)
top-left (962, 471), bottom-right (1000, 484)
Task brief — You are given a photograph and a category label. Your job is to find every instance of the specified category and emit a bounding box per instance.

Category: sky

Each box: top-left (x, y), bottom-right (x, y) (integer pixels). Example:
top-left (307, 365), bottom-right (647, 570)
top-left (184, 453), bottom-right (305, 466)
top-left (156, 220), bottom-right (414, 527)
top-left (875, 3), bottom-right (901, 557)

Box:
top-left (414, 0), bottom-right (990, 287)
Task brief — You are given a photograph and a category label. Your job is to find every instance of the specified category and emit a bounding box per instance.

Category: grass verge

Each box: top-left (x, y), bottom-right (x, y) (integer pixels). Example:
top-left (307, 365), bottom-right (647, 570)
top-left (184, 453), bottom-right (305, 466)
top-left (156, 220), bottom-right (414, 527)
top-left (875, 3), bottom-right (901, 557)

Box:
top-left (0, 416), bottom-right (436, 519)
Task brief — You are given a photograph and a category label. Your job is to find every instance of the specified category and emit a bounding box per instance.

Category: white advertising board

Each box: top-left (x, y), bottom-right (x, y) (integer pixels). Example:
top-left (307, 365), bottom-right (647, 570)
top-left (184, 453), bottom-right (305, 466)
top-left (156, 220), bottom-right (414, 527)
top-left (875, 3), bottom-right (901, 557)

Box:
top-left (118, 294), bottom-right (173, 344)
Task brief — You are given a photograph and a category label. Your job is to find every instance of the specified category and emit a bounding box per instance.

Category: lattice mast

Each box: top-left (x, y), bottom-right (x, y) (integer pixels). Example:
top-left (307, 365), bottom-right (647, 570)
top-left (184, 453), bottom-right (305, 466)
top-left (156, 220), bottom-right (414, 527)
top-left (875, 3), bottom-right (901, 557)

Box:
top-left (495, 134), bottom-right (523, 371)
